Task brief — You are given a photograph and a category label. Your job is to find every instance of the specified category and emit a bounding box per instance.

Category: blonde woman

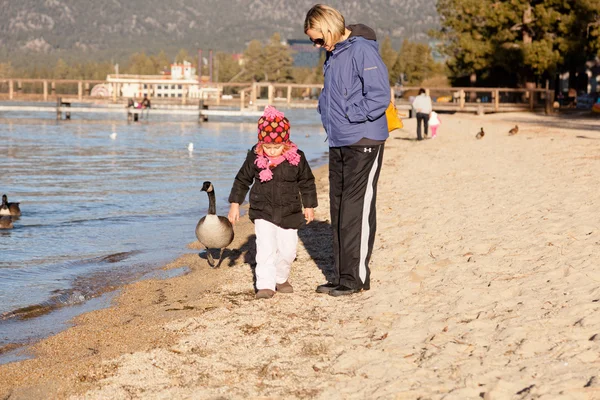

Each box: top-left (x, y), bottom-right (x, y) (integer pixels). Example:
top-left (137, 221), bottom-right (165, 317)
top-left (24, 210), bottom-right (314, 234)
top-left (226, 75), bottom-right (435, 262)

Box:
top-left (305, 4), bottom-right (390, 297)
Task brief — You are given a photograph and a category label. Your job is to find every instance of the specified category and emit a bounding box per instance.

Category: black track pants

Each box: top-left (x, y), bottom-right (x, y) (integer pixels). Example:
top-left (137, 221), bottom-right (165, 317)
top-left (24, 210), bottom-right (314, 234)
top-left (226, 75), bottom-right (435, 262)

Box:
top-left (329, 144), bottom-right (385, 290)
top-left (416, 112), bottom-right (429, 140)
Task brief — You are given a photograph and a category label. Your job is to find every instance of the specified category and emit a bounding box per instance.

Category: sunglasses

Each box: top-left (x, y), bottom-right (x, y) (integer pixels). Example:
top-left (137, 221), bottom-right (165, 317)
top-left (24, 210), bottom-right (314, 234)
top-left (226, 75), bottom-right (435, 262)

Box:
top-left (310, 37), bottom-right (325, 47)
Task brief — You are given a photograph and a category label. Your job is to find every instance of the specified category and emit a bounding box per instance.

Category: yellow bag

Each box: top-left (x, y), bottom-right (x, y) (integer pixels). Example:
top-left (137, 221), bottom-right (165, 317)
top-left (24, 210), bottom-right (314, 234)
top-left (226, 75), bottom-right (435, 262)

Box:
top-left (386, 101), bottom-right (403, 132)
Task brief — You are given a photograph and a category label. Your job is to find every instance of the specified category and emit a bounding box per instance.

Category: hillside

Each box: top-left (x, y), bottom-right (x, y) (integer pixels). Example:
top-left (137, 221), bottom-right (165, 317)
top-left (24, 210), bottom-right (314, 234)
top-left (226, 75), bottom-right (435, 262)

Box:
top-left (0, 0), bottom-right (438, 66)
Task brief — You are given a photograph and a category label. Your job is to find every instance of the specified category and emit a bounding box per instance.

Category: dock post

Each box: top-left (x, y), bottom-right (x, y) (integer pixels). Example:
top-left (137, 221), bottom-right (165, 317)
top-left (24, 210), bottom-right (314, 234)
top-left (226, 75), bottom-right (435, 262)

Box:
top-left (9, 80), bottom-right (13, 100)
top-left (545, 89), bottom-right (554, 115)
top-left (17, 80), bottom-right (22, 95)
top-left (529, 89), bottom-right (534, 111)
top-left (459, 90), bottom-right (465, 110)
top-left (199, 100), bottom-right (208, 123)
top-left (78, 81), bottom-right (83, 101)
top-left (43, 81), bottom-right (48, 101)
top-left (268, 84), bottom-right (274, 105)
top-left (51, 81), bottom-right (56, 96)
top-left (251, 82), bottom-right (257, 111)
top-left (216, 85), bottom-right (222, 106)
top-left (287, 85), bottom-right (292, 106)
top-left (240, 89), bottom-right (246, 111)
top-left (56, 97), bottom-right (62, 120)
top-left (494, 89), bottom-right (499, 112)
top-left (85, 82), bottom-right (90, 97)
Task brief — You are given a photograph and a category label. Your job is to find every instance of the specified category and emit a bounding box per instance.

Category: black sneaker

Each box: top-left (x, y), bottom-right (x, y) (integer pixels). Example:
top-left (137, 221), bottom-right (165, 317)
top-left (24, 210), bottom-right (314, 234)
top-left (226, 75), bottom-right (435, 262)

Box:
top-left (316, 282), bottom-right (338, 293)
top-left (329, 285), bottom-right (360, 297)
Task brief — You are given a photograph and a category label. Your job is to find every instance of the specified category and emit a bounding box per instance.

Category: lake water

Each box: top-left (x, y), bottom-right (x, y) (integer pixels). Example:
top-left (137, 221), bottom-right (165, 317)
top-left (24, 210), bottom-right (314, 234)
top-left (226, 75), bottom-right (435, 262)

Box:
top-left (0, 108), bottom-right (328, 355)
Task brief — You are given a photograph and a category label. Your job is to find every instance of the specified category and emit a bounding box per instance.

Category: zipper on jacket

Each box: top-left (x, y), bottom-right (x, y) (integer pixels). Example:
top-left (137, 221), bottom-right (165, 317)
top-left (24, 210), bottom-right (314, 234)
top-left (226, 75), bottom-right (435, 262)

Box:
top-left (327, 56), bottom-right (333, 142)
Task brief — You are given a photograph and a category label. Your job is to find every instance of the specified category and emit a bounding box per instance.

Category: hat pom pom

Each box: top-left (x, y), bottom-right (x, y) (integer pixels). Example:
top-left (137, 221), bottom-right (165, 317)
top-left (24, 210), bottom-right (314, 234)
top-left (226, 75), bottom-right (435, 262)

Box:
top-left (262, 105), bottom-right (285, 120)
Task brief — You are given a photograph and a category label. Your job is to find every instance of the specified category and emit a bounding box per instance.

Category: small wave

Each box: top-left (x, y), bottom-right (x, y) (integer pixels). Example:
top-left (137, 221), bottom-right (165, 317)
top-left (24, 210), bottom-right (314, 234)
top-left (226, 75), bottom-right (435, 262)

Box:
top-left (1, 290), bottom-right (88, 321)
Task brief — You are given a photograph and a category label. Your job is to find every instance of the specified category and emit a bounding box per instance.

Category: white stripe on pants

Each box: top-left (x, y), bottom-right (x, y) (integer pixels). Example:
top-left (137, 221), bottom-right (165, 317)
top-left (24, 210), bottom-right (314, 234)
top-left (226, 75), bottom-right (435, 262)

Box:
top-left (255, 219), bottom-right (298, 290)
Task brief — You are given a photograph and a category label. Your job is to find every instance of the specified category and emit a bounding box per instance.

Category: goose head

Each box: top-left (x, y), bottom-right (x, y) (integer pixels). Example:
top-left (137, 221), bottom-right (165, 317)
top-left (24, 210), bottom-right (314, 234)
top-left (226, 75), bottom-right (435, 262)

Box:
top-left (201, 181), bottom-right (214, 193)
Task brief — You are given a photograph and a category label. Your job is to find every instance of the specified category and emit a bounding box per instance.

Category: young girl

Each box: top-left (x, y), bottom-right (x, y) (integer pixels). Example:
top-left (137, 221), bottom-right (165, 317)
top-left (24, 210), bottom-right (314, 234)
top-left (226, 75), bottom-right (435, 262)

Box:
top-left (429, 111), bottom-right (441, 139)
top-left (228, 106), bottom-right (318, 299)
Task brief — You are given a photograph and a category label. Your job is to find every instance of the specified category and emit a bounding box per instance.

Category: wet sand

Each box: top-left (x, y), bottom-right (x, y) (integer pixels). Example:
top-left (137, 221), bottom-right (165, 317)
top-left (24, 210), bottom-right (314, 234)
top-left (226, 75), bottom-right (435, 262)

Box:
top-left (1, 111), bottom-right (600, 399)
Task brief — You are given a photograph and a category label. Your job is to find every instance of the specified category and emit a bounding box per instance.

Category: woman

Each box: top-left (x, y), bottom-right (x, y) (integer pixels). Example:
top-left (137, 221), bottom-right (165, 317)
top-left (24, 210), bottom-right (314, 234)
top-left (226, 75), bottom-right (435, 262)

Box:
top-left (304, 4), bottom-right (390, 297)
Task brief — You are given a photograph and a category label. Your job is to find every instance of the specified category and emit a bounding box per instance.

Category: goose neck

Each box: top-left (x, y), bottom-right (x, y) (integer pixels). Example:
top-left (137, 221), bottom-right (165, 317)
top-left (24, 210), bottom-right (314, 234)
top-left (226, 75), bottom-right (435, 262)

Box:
top-left (206, 190), bottom-right (216, 215)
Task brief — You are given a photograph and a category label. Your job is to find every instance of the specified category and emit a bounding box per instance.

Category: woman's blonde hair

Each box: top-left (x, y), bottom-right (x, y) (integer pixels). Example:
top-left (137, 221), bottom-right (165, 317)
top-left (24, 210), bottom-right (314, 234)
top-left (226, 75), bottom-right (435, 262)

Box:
top-left (304, 4), bottom-right (346, 43)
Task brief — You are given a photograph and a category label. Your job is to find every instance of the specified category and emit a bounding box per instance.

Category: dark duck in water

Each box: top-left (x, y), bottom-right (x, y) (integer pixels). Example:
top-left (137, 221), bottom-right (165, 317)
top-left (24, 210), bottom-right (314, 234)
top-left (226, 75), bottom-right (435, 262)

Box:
top-left (1, 194), bottom-right (21, 217)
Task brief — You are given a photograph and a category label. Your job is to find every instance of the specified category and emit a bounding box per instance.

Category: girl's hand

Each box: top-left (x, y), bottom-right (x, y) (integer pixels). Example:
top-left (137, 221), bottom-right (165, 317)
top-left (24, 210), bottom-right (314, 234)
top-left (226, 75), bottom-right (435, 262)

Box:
top-left (228, 203), bottom-right (240, 225)
top-left (304, 208), bottom-right (314, 224)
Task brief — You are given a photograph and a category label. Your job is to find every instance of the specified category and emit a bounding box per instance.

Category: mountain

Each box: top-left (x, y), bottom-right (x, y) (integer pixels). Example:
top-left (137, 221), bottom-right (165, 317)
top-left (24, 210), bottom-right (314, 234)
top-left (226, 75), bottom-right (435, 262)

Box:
top-left (0, 0), bottom-right (438, 66)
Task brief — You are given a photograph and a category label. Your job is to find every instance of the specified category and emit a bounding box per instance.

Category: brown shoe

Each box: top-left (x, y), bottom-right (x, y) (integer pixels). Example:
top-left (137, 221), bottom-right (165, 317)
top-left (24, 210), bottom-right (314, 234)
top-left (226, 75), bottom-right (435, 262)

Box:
top-left (276, 281), bottom-right (293, 293)
top-left (255, 289), bottom-right (275, 299)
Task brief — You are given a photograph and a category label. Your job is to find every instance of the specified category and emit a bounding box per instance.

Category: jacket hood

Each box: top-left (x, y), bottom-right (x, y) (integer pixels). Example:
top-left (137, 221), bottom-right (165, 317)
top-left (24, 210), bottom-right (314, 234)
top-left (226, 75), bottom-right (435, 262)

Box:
top-left (347, 24), bottom-right (377, 41)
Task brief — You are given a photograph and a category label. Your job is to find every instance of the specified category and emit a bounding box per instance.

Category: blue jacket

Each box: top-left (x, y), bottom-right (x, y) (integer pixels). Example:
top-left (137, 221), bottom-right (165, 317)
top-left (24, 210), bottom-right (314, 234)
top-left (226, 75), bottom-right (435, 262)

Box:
top-left (318, 36), bottom-right (390, 147)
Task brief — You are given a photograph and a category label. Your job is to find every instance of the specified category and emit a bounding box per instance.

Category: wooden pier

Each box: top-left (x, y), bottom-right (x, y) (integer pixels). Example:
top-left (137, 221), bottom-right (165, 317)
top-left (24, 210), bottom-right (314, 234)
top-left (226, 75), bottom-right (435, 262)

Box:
top-left (0, 78), bottom-right (556, 121)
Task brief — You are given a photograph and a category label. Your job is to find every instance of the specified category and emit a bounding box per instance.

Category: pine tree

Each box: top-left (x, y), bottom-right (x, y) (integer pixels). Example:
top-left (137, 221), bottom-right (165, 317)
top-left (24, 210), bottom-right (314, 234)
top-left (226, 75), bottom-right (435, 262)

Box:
top-left (437, 0), bottom-right (600, 86)
top-left (395, 40), bottom-right (438, 85)
top-left (241, 40), bottom-right (265, 82)
top-left (263, 33), bottom-right (294, 83)
top-left (379, 36), bottom-right (398, 85)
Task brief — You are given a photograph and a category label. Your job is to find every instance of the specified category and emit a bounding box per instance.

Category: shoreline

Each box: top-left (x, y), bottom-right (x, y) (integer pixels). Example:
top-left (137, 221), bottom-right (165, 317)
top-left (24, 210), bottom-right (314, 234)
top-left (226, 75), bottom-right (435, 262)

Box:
top-left (1, 111), bottom-right (600, 399)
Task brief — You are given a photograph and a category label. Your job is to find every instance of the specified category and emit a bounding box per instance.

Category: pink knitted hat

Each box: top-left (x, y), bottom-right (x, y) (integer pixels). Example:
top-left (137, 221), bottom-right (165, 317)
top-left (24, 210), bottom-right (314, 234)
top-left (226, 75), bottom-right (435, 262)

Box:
top-left (257, 105), bottom-right (291, 144)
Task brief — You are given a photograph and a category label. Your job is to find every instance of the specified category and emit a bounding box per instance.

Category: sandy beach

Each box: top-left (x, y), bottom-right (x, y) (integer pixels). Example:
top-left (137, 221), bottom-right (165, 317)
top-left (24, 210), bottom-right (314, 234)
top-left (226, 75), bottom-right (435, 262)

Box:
top-left (1, 111), bottom-right (600, 399)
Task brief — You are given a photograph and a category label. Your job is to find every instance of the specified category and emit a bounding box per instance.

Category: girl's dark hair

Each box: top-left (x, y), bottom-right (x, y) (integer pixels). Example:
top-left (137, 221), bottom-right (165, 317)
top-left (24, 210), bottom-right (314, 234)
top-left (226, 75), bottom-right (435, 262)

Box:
top-left (418, 88), bottom-right (426, 95)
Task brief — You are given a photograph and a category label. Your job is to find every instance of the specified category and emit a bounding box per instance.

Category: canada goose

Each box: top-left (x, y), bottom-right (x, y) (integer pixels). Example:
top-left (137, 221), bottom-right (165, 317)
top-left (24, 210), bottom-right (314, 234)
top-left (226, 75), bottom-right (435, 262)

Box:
top-left (0, 216), bottom-right (13, 229)
top-left (508, 125), bottom-right (519, 135)
top-left (1, 194), bottom-right (20, 216)
top-left (195, 181), bottom-right (234, 267)
top-left (476, 128), bottom-right (485, 139)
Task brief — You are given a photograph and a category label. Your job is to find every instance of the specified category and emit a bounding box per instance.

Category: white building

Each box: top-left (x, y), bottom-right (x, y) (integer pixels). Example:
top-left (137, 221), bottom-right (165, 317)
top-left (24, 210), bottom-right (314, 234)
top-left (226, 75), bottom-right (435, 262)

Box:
top-left (102, 61), bottom-right (220, 100)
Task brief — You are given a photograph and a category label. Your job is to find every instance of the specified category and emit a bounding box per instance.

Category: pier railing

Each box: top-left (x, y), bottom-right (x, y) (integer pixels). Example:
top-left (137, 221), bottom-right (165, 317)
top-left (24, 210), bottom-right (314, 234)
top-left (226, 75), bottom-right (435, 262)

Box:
top-left (0, 79), bottom-right (555, 115)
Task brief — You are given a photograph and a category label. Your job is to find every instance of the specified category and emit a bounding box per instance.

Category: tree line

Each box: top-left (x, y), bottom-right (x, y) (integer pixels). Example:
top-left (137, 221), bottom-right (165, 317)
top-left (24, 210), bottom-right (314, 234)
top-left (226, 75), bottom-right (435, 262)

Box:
top-left (0, 33), bottom-right (442, 88)
top-left (435, 0), bottom-right (600, 88)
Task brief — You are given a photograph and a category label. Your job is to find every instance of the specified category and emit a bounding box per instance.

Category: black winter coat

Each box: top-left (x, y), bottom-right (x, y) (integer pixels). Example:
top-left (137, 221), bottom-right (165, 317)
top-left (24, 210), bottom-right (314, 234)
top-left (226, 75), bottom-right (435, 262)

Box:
top-left (229, 146), bottom-right (318, 229)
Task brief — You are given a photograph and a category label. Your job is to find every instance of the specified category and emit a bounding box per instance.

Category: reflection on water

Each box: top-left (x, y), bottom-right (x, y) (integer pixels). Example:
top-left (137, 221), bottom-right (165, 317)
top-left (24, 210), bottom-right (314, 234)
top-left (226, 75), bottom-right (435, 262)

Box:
top-left (0, 109), bottom-right (327, 350)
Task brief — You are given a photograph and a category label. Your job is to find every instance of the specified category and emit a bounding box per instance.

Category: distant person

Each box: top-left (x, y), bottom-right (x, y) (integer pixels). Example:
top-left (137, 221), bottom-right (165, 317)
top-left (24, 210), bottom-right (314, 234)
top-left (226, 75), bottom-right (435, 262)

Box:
top-left (126, 98), bottom-right (139, 122)
top-left (412, 88), bottom-right (433, 140)
top-left (429, 111), bottom-right (441, 139)
top-left (304, 4), bottom-right (390, 296)
top-left (228, 106), bottom-right (318, 300)
top-left (141, 95), bottom-right (151, 109)
top-left (141, 95), bottom-right (151, 120)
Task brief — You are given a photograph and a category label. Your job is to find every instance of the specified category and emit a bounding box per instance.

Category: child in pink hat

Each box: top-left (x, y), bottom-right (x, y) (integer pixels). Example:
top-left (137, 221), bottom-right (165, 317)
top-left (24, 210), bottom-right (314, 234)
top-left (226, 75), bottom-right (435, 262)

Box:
top-left (228, 106), bottom-right (318, 299)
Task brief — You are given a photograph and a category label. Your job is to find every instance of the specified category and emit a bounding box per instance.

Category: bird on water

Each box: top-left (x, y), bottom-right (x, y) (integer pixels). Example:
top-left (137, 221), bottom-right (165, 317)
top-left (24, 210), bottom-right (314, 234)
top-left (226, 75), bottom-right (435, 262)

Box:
top-left (195, 181), bottom-right (234, 267)
top-left (1, 194), bottom-right (20, 217)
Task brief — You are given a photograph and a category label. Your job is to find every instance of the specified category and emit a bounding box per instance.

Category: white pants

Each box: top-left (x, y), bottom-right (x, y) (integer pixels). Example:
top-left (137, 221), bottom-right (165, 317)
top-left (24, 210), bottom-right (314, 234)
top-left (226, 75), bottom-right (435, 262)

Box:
top-left (255, 219), bottom-right (298, 291)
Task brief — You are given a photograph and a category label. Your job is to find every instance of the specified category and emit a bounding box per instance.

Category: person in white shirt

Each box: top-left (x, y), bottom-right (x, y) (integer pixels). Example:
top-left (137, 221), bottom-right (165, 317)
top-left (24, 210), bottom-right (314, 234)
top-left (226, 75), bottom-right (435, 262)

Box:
top-left (412, 88), bottom-right (433, 140)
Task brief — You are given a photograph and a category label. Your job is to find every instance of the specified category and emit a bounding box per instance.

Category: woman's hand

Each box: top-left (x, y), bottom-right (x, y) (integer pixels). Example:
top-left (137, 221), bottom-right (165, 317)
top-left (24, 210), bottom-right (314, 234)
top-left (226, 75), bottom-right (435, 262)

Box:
top-left (228, 203), bottom-right (240, 225)
top-left (304, 208), bottom-right (314, 224)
